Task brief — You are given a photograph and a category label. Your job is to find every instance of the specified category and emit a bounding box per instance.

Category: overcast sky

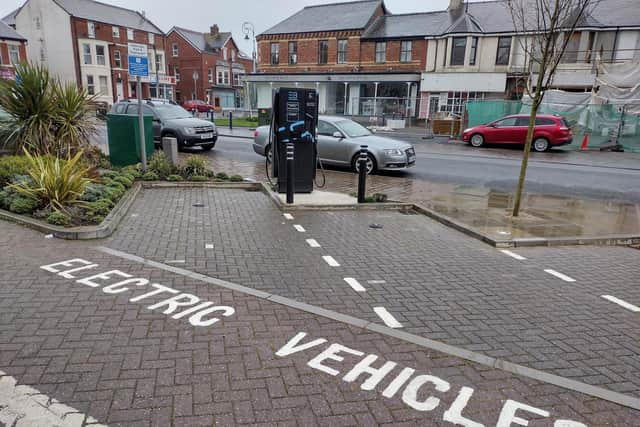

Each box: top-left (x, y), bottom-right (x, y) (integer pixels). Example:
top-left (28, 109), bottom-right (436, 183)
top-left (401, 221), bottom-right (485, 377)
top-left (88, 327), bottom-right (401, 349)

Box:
top-left (1, 0), bottom-right (477, 55)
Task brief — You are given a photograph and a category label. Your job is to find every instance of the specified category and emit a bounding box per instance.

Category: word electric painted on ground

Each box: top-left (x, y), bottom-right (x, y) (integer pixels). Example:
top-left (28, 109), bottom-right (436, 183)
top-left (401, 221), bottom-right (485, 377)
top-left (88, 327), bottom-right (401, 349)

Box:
top-left (40, 258), bottom-right (235, 327)
top-left (276, 332), bottom-right (588, 427)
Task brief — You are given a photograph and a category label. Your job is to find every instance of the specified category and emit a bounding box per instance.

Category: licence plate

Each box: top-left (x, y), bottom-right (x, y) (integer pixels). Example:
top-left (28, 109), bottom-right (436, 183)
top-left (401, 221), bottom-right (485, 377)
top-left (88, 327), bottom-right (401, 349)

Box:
top-left (200, 133), bottom-right (213, 139)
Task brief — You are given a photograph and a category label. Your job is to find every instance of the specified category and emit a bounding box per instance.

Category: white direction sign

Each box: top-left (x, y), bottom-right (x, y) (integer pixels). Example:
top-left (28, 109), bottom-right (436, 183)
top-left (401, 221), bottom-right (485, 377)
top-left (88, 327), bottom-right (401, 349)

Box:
top-left (128, 42), bottom-right (149, 77)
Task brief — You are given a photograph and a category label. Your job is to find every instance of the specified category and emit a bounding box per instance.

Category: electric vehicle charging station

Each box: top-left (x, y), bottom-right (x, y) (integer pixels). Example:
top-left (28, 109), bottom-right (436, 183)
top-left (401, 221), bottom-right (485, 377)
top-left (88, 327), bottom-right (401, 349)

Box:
top-left (271, 88), bottom-right (319, 194)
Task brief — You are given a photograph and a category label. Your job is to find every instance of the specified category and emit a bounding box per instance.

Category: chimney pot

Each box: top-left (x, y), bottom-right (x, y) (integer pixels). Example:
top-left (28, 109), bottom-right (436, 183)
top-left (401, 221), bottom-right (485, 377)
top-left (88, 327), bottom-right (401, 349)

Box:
top-left (210, 24), bottom-right (219, 35)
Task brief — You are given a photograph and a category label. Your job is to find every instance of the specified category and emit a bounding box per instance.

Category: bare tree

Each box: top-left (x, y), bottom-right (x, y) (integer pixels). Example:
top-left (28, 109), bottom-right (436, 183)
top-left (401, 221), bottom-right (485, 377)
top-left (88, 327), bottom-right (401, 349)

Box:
top-left (507, 0), bottom-right (597, 216)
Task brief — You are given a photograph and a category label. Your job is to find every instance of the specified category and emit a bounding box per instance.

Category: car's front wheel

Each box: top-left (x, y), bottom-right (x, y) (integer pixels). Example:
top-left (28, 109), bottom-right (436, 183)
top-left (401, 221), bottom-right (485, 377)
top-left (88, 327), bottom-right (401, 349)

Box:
top-left (351, 152), bottom-right (377, 175)
top-left (532, 137), bottom-right (549, 152)
top-left (470, 134), bottom-right (484, 147)
top-left (265, 144), bottom-right (273, 164)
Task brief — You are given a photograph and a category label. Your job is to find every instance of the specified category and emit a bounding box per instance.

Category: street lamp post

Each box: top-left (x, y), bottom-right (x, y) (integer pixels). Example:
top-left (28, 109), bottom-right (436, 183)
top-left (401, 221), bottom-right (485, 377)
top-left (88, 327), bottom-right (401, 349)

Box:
top-left (192, 71), bottom-right (199, 101)
top-left (242, 21), bottom-right (256, 74)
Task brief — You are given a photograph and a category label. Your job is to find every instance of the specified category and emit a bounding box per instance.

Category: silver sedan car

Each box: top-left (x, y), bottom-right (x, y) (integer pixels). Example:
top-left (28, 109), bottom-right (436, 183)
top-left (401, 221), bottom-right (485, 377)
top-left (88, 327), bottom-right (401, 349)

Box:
top-left (252, 115), bottom-right (416, 174)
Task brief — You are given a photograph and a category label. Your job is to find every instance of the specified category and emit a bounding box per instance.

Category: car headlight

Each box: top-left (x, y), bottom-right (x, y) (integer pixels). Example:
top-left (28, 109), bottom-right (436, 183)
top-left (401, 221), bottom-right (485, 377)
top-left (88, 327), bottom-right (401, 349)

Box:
top-left (463, 128), bottom-right (472, 133)
top-left (183, 127), bottom-right (196, 135)
top-left (383, 149), bottom-right (405, 157)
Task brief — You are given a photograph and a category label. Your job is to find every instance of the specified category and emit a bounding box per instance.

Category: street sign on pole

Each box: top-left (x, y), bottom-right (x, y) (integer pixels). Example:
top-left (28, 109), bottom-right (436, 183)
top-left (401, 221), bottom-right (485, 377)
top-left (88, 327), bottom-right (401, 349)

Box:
top-left (128, 43), bottom-right (149, 170)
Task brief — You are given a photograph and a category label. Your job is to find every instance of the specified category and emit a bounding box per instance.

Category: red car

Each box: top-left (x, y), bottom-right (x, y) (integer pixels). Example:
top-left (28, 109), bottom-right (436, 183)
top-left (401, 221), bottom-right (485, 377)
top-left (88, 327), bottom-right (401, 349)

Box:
top-left (183, 99), bottom-right (213, 113)
top-left (462, 114), bottom-right (573, 152)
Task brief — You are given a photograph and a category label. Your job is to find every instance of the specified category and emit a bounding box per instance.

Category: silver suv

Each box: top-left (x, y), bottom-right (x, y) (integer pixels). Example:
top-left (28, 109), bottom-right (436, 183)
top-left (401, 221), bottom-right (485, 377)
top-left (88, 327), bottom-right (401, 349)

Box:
top-left (111, 100), bottom-right (217, 151)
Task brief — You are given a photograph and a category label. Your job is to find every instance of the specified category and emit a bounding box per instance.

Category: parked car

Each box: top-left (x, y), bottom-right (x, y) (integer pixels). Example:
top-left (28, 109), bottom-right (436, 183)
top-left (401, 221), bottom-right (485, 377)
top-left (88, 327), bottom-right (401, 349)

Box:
top-left (253, 115), bottom-right (415, 174)
top-left (183, 99), bottom-right (214, 113)
top-left (111, 100), bottom-right (217, 151)
top-left (462, 114), bottom-right (573, 152)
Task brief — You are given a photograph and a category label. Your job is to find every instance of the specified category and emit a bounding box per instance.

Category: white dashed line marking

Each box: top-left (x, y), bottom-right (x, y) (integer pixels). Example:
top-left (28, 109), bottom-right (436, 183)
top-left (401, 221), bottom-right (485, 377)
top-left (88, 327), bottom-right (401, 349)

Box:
top-left (368, 280), bottom-right (386, 284)
top-left (293, 225), bottom-right (306, 232)
top-left (500, 250), bottom-right (526, 261)
top-left (322, 256), bottom-right (340, 267)
top-left (344, 277), bottom-right (366, 292)
top-left (544, 269), bottom-right (576, 282)
top-left (283, 213), bottom-right (294, 220)
top-left (306, 239), bottom-right (321, 248)
top-left (374, 307), bottom-right (403, 328)
top-left (165, 260), bottom-right (186, 264)
top-left (205, 244), bottom-right (214, 249)
top-left (602, 295), bottom-right (640, 313)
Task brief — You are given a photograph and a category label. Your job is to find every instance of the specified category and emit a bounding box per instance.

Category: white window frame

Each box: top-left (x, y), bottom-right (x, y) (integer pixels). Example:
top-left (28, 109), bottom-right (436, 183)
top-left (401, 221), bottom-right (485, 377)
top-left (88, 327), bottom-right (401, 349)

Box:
top-left (223, 49), bottom-right (227, 60)
top-left (172, 43), bottom-right (178, 57)
top-left (337, 39), bottom-right (348, 64)
top-left (400, 40), bottom-right (412, 63)
top-left (375, 42), bottom-right (386, 63)
top-left (87, 21), bottom-right (95, 38)
top-left (99, 76), bottom-right (108, 95)
top-left (114, 50), bottom-right (121, 68)
top-left (8, 45), bottom-right (20, 65)
top-left (127, 28), bottom-right (134, 41)
top-left (232, 50), bottom-right (235, 61)
top-left (223, 70), bottom-right (229, 85)
top-left (174, 65), bottom-right (180, 82)
top-left (208, 68), bottom-right (213, 83)
top-left (217, 70), bottom-right (223, 84)
top-left (112, 26), bottom-right (119, 39)
top-left (149, 33), bottom-right (155, 45)
top-left (96, 45), bottom-right (106, 66)
top-left (155, 53), bottom-right (163, 73)
top-left (82, 43), bottom-right (92, 65)
top-left (86, 75), bottom-right (95, 95)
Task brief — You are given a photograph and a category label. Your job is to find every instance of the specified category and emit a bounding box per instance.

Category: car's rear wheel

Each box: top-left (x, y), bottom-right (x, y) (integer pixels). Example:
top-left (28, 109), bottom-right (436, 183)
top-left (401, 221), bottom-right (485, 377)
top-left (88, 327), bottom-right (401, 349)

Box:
top-left (533, 137), bottom-right (549, 152)
top-left (351, 153), bottom-right (376, 175)
top-left (265, 144), bottom-right (273, 164)
top-left (470, 134), bottom-right (484, 147)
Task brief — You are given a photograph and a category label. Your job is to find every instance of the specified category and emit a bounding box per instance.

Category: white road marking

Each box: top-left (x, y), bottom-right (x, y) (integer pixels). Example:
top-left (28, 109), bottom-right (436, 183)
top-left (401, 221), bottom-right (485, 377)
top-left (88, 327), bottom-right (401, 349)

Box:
top-left (306, 239), bottom-right (321, 248)
top-left (205, 244), bottom-right (214, 249)
top-left (544, 269), bottom-right (576, 282)
top-left (165, 260), bottom-right (186, 264)
top-left (344, 277), bottom-right (366, 292)
top-left (374, 307), bottom-right (403, 328)
top-left (322, 256), bottom-right (340, 267)
top-left (283, 213), bottom-right (294, 220)
top-left (294, 224), bottom-right (306, 232)
top-left (602, 295), bottom-right (640, 313)
top-left (500, 250), bottom-right (526, 261)
top-left (0, 370), bottom-right (107, 426)
top-left (368, 280), bottom-right (387, 284)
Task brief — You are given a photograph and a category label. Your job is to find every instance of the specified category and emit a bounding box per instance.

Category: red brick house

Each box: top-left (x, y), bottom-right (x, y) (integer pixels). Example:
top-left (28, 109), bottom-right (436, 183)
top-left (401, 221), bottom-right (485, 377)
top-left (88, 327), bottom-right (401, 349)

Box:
top-left (0, 20), bottom-right (27, 80)
top-left (10, 0), bottom-right (173, 104)
top-left (166, 25), bottom-right (252, 109)
top-left (250, 0), bottom-right (427, 117)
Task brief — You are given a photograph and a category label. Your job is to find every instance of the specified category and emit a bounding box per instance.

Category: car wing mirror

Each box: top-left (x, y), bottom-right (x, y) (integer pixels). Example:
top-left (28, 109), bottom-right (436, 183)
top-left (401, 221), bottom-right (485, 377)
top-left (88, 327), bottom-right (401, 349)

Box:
top-left (333, 131), bottom-right (344, 139)
top-left (488, 123), bottom-right (496, 128)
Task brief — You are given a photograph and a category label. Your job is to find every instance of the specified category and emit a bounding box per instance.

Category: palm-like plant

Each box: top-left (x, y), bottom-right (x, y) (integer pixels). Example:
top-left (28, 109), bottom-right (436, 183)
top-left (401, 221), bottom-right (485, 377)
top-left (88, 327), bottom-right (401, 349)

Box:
top-left (0, 62), bottom-right (96, 156)
top-left (10, 148), bottom-right (93, 212)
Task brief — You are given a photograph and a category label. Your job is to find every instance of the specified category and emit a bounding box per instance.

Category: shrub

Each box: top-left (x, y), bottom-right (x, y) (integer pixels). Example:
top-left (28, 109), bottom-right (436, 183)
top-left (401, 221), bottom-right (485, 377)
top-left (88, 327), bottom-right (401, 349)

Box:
top-left (113, 175), bottom-right (133, 188)
top-left (10, 149), bottom-right (92, 212)
top-left (47, 211), bottom-right (70, 226)
top-left (148, 151), bottom-right (172, 179)
top-left (89, 214), bottom-right (105, 224)
top-left (101, 170), bottom-right (120, 180)
top-left (85, 199), bottom-right (113, 216)
top-left (372, 193), bottom-right (388, 203)
top-left (205, 169), bottom-right (216, 178)
top-left (106, 181), bottom-right (125, 193)
top-left (81, 183), bottom-right (109, 202)
top-left (82, 145), bottom-right (110, 168)
top-left (229, 175), bottom-right (243, 182)
top-left (167, 174), bottom-right (184, 182)
top-left (215, 172), bottom-right (228, 180)
top-left (104, 186), bottom-right (124, 201)
top-left (122, 165), bottom-right (142, 178)
top-left (188, 175), bottom-right (208, 182)
top-left (0, 156), bottom-right (31, 186)
top-left (142, 171), bottom-right (159, 181)
top-left (9, 196), bottom-right (39, 214)
top-left (179, 156), bottom-right (207, 178)
top-left (0, 62), bottom-right (96, 156)
top-left (245, 116), bottom-right (259, 123)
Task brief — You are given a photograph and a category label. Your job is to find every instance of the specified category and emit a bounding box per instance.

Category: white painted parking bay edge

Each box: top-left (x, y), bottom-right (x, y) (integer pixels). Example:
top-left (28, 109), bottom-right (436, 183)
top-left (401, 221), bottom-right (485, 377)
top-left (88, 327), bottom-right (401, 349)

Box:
top-left (294, 224), bottom-right (306, 232)
top-left (306, 239), bottom-right (321, 248)
top-left (344, 277), bottom-right (366, 292)
top-left (544, 269), bottom-right (576, 282)
top-left (374, 307), bottom-right (403, 328)
top-left (322, 255), bottom-right (340, 267)
top-left (602, 295), bottom-right (640, 313)
top-left (500, 249), bottom-right (526, 261)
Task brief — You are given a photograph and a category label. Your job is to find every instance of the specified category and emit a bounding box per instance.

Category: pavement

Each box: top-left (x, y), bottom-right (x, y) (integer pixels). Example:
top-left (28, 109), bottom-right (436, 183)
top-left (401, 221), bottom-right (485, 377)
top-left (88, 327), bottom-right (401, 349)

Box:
top-left (2, 187), bottom-right (640, 426)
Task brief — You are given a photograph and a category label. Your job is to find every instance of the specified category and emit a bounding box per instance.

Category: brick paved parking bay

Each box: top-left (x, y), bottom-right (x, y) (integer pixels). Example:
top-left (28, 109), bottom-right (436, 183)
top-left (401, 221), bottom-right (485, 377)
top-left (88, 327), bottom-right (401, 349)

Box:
top-left (1, 188), bottom-right (640, 425)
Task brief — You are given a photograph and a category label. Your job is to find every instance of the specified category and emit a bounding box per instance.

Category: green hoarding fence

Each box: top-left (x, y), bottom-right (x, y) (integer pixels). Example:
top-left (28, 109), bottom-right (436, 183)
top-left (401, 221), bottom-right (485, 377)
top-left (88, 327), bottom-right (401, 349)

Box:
top-left (106, 113), bottom-right (155, 167)
top-left (466, 100), bottom-right (640, 153)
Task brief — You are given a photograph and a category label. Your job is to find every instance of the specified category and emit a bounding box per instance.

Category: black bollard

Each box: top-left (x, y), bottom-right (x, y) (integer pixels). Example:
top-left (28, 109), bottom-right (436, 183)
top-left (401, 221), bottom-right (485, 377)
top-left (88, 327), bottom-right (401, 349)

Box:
top-left (229, 111), bottom-right (233, 130)
top-left (357, 145), bottom-right (368, 203)
top-left (286, 143), bottom-right (294, 204)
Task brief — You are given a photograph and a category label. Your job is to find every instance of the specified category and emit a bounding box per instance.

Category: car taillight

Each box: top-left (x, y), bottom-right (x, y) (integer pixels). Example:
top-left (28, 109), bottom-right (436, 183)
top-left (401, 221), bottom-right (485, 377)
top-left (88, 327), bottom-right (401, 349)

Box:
top-left (254, 130), bottom-right (259, 138)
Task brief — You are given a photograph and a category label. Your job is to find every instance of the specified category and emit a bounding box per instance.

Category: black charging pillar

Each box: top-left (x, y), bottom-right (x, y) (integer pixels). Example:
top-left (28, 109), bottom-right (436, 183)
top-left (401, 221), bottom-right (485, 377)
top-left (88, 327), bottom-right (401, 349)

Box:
top-left (272, 88), bottom-right (318, 193)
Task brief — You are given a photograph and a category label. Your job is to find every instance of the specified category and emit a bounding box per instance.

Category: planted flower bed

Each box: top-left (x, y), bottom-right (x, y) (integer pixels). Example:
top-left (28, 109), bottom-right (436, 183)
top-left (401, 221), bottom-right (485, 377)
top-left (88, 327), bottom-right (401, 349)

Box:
top-left (0, 150), bottom-right (244, 228)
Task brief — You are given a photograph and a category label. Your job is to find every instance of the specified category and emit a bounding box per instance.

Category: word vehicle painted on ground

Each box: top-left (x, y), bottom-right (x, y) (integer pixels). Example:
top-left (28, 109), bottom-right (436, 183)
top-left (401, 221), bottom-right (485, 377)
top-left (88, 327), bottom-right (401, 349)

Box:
top-left (276, 332), bottom-right (588, 427)
top-left (40, 258), bottom-right (235, 327)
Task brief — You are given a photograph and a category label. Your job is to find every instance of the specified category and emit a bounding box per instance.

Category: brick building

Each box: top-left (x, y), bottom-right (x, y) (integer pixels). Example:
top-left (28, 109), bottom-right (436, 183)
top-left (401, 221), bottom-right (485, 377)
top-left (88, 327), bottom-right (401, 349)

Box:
top-left (0, 20), bottom-right (27, 80)
top-left (167, 25), bottom-right (253, 108)
top-left (249, 0), bottom-right (427, 117)
top-left (9, 0), bottom-right (173, 104)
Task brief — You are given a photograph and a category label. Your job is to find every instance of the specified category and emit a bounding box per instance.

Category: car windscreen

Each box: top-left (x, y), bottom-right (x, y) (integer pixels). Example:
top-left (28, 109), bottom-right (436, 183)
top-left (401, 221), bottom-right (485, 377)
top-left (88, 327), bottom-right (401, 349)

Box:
top-left (336, 120), bottom-right (371, 138)
top-left (155, 104), bottom-right (192, 120)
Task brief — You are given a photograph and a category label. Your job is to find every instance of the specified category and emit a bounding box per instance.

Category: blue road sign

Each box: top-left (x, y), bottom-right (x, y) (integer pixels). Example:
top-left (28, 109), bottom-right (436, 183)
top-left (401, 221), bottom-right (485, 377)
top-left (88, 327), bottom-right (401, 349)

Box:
top-left (128, 43), bottom-right (149, 77)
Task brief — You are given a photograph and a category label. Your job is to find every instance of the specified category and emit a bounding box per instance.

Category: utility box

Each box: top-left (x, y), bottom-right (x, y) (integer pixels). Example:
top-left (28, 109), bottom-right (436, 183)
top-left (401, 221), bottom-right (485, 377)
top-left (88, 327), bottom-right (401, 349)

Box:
top-left (106, 113), bottom-right (154, 167)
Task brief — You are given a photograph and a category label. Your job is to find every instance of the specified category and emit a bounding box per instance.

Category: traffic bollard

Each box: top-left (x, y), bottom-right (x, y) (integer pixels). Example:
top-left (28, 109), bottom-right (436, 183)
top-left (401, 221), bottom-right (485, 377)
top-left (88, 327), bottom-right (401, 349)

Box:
top-left (357, 145), bottom-right (368, 203)
top-left (286, 143), bottom-right (294, 204)
top-left (229, 111), bottom-right (233, 130)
